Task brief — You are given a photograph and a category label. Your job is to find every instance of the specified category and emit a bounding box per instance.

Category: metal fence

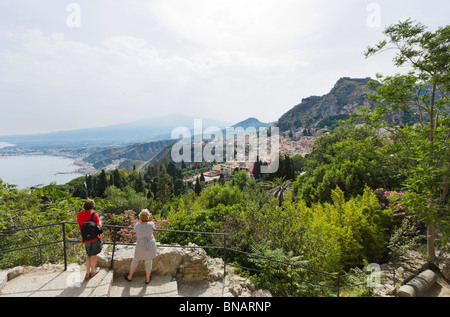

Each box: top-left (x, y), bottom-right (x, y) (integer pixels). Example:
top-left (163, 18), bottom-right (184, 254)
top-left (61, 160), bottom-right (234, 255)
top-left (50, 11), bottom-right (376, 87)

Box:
top-left (0, 222), bottom-right (372, 297)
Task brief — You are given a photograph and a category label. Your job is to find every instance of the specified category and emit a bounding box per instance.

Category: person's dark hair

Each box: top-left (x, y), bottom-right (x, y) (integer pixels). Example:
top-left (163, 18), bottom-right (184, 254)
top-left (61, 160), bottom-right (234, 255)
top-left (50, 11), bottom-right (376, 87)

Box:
top-left (84, 199), bottom-right (95, 211)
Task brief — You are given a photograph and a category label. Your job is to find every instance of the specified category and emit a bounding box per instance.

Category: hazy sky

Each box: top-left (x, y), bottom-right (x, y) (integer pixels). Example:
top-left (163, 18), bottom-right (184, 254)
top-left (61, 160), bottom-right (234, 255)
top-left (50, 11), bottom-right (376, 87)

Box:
top-left (0, 0), bottom-right (448, 135)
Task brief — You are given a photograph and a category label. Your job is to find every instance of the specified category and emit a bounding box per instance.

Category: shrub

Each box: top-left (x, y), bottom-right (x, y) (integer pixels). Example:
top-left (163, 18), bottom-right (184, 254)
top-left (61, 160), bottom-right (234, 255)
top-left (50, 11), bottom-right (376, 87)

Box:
top-left (102, 210), bottom-right (170, 243)
top-left (198, 184), bottom-right (243, 209)
top-left (158, 205), bottom-right (236, 257)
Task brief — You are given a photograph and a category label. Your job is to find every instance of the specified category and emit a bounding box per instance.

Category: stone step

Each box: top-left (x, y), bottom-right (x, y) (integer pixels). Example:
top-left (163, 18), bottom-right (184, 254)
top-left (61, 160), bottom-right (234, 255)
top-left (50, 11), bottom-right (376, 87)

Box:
top-left (109, 273), bottom-right (178, 297)
top-left (0, 265), bottom-right (113, 297)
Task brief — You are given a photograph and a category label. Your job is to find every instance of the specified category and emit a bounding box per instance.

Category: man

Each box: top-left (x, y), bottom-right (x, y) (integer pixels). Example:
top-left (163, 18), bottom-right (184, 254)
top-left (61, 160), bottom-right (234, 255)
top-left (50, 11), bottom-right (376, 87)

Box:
top-left (77, 199), bottom-right (102, 279)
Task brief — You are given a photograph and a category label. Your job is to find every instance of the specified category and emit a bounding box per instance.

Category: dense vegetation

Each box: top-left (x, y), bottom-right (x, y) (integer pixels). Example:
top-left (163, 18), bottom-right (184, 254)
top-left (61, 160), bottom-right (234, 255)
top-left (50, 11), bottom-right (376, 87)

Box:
top-left (0, 20), bottom-right (448, 297)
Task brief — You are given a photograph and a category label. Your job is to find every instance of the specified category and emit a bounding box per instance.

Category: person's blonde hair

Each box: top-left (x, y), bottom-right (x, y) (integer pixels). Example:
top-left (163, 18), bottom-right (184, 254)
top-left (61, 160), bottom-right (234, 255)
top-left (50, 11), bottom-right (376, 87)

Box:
top-left (139, 209), bottom-right (151, 222)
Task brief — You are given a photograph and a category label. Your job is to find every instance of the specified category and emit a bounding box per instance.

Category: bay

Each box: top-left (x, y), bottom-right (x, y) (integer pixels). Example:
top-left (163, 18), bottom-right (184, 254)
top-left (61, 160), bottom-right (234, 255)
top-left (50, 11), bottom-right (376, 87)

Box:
top-left (0, 142), bottom-right (15, 149)
top-left (0, 155), bottom-right (84, 189)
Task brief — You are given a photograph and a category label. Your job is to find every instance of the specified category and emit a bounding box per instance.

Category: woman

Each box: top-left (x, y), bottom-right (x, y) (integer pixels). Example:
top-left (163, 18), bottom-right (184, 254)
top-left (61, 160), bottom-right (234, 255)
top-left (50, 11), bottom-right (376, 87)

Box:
top-left (124, 209), bottom-right (157, 284)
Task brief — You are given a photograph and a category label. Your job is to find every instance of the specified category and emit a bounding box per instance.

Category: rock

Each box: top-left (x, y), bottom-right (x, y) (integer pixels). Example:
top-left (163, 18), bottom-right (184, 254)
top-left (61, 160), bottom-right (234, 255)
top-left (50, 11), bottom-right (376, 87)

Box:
top-left (397, 284), bottom-right (416, 297)
top-left (0, 271), bottom-right (7, 291)
top-left (398, 269), bottom-right (438, 297)
top-left (99, 243), bottom-right (227, 281)
top-left (153, 246), bottom-right (185, 277)
top-left (97, 242), bottom-right (271, 297)
top-left (0, 266), bottom-right (24, 292)
top-left (253, 289), bottom-right (273, 297)
top-left (373, 284), bottom-right (396, 297)
top-left (437, 252), bottom-right (450, 280)
top-left (224, 272), bottom-right (262, 297)
top-left (7, 266), bottom-right (23, 280)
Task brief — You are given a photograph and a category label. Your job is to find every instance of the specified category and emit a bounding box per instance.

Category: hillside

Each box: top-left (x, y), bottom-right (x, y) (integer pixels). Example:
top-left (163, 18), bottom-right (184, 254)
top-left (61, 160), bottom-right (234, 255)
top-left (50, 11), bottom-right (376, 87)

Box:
top-left (276, 77), bottom-right (379, 131)
top-left (84, 139), bottom-right (176, 169)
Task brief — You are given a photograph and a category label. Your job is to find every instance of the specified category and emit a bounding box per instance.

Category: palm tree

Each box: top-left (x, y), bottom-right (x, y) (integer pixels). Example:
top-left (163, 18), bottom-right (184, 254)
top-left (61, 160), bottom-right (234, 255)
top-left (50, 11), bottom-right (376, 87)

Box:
top-left (261, 177), bottom-right (293, 207)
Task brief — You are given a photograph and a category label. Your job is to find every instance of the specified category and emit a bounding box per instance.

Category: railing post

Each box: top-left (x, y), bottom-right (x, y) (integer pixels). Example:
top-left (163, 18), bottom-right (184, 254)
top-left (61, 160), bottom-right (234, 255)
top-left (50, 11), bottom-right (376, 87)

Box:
top-left (223, 234), bottom-right (227, 280)
top-left (110, 227), bottom-right (117, 270)
top-left (336, 274), bottom-right (340, 297)
top-left (290, 264), bottom-right (293, 297)
top-left (62, 222), bottom-right (67, 271)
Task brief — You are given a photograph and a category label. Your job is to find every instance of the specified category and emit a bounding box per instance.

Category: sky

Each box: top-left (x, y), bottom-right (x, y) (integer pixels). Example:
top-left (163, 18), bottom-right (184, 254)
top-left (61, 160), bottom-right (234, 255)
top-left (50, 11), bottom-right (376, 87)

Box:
top-left (0, 0), bottom-right (449, 136)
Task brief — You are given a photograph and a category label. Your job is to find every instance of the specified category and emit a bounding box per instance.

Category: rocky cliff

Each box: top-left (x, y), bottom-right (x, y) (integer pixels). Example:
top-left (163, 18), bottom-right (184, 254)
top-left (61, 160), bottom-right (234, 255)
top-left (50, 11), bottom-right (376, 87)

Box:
top-left (276, 77), bottom-right (378, 131)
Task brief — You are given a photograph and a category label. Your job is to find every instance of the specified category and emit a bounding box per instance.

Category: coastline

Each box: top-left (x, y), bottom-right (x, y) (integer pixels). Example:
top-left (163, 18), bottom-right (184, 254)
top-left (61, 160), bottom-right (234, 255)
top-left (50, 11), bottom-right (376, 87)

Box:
top-left (0, 146), bottom-right (98, 176)
top-left (0, 154), bottom-right (93, 188)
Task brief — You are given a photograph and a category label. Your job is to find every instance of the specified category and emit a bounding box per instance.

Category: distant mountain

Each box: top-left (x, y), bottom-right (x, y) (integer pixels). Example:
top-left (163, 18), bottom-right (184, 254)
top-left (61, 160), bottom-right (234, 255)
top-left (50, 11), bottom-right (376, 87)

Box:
top-left (0, 114), bottom-right (232, 147)
top-left (231, 117), bottom-right (273, 130)
top-left (276, 77), bottom-right (380, 131)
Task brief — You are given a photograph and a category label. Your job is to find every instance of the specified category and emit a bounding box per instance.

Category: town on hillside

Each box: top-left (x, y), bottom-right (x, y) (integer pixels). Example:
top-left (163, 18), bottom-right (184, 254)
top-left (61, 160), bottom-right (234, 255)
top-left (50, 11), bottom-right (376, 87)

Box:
top-left (186, 128), bottom-right (326, 185)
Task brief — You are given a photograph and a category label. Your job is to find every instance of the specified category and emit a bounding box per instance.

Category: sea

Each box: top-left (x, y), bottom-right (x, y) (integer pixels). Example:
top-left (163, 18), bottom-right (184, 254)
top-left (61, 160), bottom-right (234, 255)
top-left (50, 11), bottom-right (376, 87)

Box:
top-left (0, 142), bottom-right (84, 189)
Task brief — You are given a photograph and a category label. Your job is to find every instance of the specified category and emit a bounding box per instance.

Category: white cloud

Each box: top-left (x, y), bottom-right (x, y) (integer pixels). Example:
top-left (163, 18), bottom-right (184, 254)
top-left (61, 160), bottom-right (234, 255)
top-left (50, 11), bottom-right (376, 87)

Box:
top-left (102, 35), bottom-right (147, 55)
top-left (0, 30), bottom-right (185, 134)
top-left (0, 26), bottom-right (313, 135)
top-left (0, 0), bottom-right (449, 135)
top-left (149, 0), bottom-right (320, 53)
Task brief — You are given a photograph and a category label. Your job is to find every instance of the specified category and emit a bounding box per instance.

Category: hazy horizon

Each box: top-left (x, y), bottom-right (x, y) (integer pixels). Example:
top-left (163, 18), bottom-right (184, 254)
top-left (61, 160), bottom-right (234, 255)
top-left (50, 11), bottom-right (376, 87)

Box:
top-left (0, 113), bottom-right (236, 138)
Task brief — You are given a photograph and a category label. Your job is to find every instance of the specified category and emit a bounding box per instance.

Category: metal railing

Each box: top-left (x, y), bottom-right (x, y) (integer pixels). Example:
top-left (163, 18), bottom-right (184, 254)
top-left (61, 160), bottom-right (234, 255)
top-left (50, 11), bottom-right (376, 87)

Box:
top-left (0, 222), bottom-right (372, 297)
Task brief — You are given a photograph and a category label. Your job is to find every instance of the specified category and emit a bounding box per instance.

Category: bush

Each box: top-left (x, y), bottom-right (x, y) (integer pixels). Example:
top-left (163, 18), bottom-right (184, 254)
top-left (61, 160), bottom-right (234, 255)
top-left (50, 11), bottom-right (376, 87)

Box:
top-left (102, 210), bottom-right (170, 244)
top-left (158, 205), bottom-right (236, 257)
top-left (387, 217), bottom-right (422, 262)
top-left (198, 184), bottom-right (244, 209)
top-left (241, 186), bottom-right (393, 273)
top-left (104, 185), bottom-right (150, 214)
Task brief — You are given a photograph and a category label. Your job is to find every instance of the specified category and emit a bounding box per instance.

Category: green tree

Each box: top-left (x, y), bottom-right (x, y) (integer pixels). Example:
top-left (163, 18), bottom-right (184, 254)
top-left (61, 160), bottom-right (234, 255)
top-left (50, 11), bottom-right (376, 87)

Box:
top-left (365, 19), bottom-right (450, 263)
top-left (294, 123), bottom-right (400, 206)
top-left (104, 185), bottom-right (149, 214)
top-left (219, 173), bottom-right (225, 186)
top-left (232, 170), bottom-right (251, 191)
top-left (263, 154), bottom-right (295, 181)
top-left (199, 184), bottom-right (243, 209)
top-left (72, 184), bottom-right (88, 199)
top-left (173, 178), bottom-right (185, 196)
top-left (112, 169), bottom-right (124, 189)
top-left (251, 157), bottom-right (261, 180)
top-left (134, 172), bottom-right (146, 194)
top-left (97, 169), bottom-right (108, 198)
top-left (85, 175), bottom-right (93, 196)
top-left (149, 179), bottom-right (157, 198)
top-left (167, 161), bottom-right (178, 179)
top-left (291, 154), bottom-right (305, 177)
top-left (156, 168), bottom-right (173, 205)
top-left (194, 176), bottom-right (202, 196)
top-left (144, 164), bottom-right (158, 183)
